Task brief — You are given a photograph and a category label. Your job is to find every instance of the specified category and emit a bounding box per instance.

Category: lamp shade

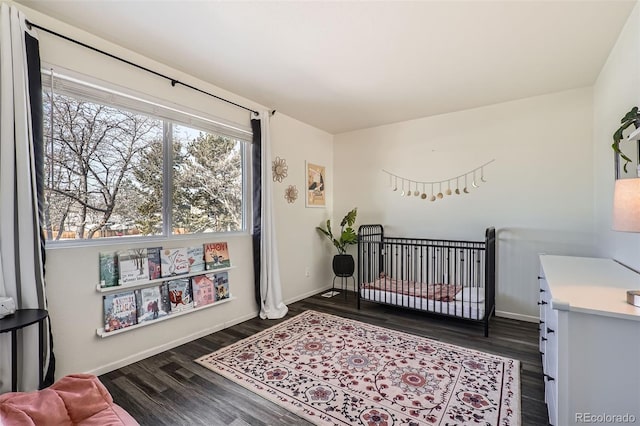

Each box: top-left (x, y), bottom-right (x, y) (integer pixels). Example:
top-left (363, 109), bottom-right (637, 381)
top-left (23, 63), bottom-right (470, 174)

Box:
top-left (613, 178), bottom-right (640, 232)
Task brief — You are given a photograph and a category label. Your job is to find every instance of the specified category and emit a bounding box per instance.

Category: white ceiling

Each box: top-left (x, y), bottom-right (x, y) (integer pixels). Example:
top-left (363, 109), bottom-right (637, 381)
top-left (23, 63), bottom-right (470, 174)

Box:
top-left (17, 0), bottom-right (636, 134)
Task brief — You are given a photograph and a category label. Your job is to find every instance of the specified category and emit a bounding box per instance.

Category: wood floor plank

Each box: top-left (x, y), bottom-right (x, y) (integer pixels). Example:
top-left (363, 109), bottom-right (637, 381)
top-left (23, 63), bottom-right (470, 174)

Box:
top-left (100, 291), bottom-right (548, 425)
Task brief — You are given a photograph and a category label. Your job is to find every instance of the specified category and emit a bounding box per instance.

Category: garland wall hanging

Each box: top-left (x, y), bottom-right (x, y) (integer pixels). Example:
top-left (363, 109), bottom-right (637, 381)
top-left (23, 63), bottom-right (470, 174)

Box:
top-left (382, 159), bottom-right (495, 202)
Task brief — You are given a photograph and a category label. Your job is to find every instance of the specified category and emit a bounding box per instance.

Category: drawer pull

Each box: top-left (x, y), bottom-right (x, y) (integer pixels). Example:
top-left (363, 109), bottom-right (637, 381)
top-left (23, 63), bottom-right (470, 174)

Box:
top-left (541, 337), bottom-right (548, 342)
top-left (539, 289), bottom-right (546, 293)
top-left (538, 276), bottom-right (545, 280)
top-left (546, 327), bottom-right (555, 334)
top-left (540, 351), bottom-right (545, 356)
top-left (539, 320), bottom-right (545, 324)
top-left (538, 300), bottom-right (548, 305)
top-left (544, 374), bottom-right (555, 382)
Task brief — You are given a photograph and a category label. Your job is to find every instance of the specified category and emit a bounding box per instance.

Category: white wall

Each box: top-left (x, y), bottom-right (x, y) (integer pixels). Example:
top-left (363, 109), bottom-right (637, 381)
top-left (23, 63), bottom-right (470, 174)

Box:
top-left (15, 4), bottom-right (334, 378)
top-left (271, 114), bottom-right (335, 303)
top-left (334, 88), bottom-right (596, 321)
top-left (594, 2), bottom-right (640, 271)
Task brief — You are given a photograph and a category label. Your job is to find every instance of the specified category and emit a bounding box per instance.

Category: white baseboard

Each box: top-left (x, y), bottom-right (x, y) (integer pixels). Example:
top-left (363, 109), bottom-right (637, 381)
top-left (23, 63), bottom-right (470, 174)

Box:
top-left (85, 290), bottom-right (538, 376)
top-left (495, 310), bottom-right (538, 323)
top-left (285, 284), bottom-right (333, 304)
top-left (87, 284), bottom-right (335, 377)
top-left (85, 311), bottom-right (258, 377)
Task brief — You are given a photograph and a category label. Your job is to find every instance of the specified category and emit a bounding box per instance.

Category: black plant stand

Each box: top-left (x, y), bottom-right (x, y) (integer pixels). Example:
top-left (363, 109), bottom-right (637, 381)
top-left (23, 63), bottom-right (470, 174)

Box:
top-left (332, 273), bottom-right (355, 298)
top-left (331, 254), bottom-right (355, 298)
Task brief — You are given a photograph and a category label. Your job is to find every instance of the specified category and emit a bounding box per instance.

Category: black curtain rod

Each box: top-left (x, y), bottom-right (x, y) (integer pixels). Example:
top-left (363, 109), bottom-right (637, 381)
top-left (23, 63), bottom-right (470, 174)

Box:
top-left (26, 20), bottom-right (260, 116)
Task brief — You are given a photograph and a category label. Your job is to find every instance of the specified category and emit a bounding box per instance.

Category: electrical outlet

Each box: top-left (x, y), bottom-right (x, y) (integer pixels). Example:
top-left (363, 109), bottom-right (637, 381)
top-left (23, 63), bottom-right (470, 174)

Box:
top-left (305, 267), bottom-right (310, 277)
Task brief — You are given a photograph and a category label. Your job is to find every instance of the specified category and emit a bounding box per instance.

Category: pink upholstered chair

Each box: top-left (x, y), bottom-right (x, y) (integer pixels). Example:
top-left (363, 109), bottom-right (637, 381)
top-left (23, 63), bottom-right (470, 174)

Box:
top-left (0, 373), bottom-right (138, 425)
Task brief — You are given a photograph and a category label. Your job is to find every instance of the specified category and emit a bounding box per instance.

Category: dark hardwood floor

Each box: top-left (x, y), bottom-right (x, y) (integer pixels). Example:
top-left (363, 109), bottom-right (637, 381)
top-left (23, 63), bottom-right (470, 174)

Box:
top-left (100, 291), bottom-right (548, 426)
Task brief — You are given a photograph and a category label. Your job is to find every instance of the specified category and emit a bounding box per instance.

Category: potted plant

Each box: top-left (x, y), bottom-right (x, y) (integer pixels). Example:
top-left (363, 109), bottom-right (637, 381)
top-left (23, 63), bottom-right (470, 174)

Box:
top-left (316, 207), bottom-right (358, 277)
top-left (612, 106), bottom-right (640, 173)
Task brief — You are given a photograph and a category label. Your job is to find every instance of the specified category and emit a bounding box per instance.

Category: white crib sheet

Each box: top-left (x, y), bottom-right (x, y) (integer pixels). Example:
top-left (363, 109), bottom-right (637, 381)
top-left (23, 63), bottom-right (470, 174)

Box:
top-left (360, 289), bottom-right (486, 320)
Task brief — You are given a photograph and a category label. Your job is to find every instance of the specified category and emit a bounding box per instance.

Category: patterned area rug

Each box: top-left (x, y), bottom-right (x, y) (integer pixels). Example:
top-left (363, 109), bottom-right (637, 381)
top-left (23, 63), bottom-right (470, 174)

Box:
top-left (195, 310), bottom-right (520, 425)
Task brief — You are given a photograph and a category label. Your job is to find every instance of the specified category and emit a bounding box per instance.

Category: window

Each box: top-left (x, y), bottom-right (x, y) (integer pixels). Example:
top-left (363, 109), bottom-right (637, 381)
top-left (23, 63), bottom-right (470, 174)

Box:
top-left (42, 70), bottom-right (249, 243)
top-left (171, 124), bottom-right (243, 234)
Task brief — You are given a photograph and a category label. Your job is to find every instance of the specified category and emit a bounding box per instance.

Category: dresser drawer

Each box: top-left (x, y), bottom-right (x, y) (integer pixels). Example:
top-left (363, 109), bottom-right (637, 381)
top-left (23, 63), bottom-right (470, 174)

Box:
top-left (543, 326), bottom-right (557, 376)
top-left (538, 275), bottom-right (550, 354)
top-left (545, 376), bottom-right (558, 426)
top-left (539, 270), bottom-right (558, 424)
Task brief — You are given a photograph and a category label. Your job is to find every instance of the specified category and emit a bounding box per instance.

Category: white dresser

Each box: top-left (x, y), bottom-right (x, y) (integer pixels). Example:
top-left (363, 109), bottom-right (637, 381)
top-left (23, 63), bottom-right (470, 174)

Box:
top-left (539, 255), bottom-right (640, 426)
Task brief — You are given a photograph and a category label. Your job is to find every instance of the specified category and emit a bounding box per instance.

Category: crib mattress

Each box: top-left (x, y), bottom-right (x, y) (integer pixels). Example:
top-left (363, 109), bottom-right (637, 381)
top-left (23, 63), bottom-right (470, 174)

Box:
top-left (360, 289), bottom-right (486, 320)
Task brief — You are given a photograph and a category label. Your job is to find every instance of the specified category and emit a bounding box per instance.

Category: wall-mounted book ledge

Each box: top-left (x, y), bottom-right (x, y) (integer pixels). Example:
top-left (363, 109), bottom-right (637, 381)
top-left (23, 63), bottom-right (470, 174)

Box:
top-left (98, 241), bottom-right (235, 338)
top-left (96, 296), bottom-right (235, 338)
top-left (96, 266), bottom-right (236, 293)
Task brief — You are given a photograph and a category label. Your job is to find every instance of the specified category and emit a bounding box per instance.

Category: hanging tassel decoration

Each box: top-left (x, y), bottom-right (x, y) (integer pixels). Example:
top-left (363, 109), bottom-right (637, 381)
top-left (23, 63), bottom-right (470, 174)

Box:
top-left (381, 159), bottom-right (495, 203)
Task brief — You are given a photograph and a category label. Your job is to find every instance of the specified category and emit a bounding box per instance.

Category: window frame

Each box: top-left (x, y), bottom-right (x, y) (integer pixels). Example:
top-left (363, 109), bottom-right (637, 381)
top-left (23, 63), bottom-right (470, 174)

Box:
top-left (41, 66), bottom-right (252, 248)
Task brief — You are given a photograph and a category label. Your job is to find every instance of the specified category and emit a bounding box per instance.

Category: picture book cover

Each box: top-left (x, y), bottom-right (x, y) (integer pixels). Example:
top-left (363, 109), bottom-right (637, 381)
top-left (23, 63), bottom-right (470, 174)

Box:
top-left (118, 249), bottom-right (150, 284)
top-left (135, 284), bottom-right (170, 323)
top-left (191, 274), bottom-right (215, 307)
top-left (187, 246), bottom-right (205, 273)
top-left (160, 247), bottom-right (190, 277)
top-left (213, 271), bottom-right (230, 301)
top-left (147, 247), bottom-right (162, 280)
top-left (99, 251), bottom-right (119, 288)
top-left (103, 291), bottom-right (137, 332)
top-left (204, 242), bottom-right (231, 270)
top-left (167, 278), bottom-right (194, 313)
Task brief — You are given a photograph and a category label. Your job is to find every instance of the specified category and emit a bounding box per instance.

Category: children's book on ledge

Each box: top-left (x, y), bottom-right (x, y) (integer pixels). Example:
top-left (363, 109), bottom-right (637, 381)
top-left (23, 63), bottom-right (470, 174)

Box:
top-left (168, 278), bottom-right (194, 313)
top-left (188, 246), bottom-right (205, 273)
top-left (160, 247), bottom-right (190, 277)
top-left (147, 246), bottom-right (162, 280)
top-left (103, 291), bottom-right (137, 332)
top-left (204, 242), bottom-right (231, 270)
top-left (118, 249), bottom-right (150, 283)
top-left (191, 274), bottom-right (215, 307)
top-left (213, 271), bottom-right (230, 301)
top-left (135, 284), bottom-right (170, 323)
top-left (99, 251), bottom-right (119, 288)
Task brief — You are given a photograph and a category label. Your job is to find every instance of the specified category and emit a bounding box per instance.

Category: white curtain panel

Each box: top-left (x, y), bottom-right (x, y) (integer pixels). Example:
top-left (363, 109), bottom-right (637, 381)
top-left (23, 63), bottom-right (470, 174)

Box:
top-left (258, 111), bottom-right (288, 319)
top-left (0, 3), bottom-right (48, 392)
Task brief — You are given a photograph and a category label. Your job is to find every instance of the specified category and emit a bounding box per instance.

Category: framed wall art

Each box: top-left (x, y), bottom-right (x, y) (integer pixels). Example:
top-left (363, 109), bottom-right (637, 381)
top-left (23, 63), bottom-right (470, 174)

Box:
top-left (305, 161), bottom-right (326, 208)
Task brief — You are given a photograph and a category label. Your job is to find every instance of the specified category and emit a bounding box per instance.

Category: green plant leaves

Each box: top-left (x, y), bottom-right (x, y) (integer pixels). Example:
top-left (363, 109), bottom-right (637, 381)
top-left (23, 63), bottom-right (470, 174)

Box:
top-left (340, 228), bottom-right (357, 245)
top-left (340, 208), bottom-right (357, 227)
top-left (622, 106), bottom-right (639, 123)
top-left (316, 208), bottom-right (358, 254)
top-left (316, 225), bottom-right (331, 239)
top-left (613, 107), bottom-right (640, 173)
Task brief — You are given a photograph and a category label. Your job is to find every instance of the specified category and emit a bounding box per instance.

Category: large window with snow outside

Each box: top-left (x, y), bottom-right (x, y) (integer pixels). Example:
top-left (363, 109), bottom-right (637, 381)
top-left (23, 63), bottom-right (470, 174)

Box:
top-left (41, 71), bottom-right (248, 243)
